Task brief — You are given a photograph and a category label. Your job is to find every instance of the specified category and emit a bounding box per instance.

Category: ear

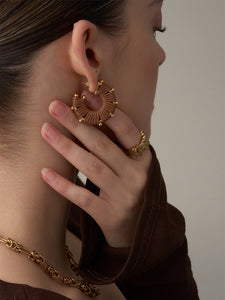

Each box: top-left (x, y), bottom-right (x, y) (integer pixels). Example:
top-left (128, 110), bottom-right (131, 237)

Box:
top-left (69, 20), bottom-right (106, 93)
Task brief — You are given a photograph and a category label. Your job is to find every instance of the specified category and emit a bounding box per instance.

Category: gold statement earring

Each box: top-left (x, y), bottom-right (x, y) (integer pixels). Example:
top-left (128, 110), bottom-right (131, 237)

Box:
top-left (71, 80), bottom-right (119, 127)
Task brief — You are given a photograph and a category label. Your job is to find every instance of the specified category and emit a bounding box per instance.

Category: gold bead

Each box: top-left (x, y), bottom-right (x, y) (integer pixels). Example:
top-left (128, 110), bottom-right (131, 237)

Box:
top-left (71, 106), bottom-right (77, 111)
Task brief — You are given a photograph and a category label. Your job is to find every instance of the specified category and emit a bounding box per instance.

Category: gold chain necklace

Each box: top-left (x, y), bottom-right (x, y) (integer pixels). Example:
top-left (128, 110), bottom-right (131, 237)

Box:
top-left (0, 237), bottom-right (100, 298)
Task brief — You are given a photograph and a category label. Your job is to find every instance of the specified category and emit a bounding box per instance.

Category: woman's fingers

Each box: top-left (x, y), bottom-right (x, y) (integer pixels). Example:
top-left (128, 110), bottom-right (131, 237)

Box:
top-left (105, 109), bottom-right (151, 163)
top-left (41, 168), bottom-right (108, 222)
top-left (41, 122), bottom-right (119, 194)
top-left (41, 99), bottom-right (152, 248)
top-left (48, 100), bottom-right (150, 173)
top-left (48, 100), bottom-right (132, 175)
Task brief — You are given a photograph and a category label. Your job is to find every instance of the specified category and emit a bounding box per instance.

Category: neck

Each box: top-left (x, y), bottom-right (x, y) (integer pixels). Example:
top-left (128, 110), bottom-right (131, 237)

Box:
top-left (0, 35), bottom-right (81, 277)
top-left (0, 136), bottom-right (78, 275)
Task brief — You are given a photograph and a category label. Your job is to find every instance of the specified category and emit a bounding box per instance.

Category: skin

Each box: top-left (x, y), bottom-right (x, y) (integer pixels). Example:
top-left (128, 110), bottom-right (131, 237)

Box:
top-left (0, 0), bottom-right (165, 297)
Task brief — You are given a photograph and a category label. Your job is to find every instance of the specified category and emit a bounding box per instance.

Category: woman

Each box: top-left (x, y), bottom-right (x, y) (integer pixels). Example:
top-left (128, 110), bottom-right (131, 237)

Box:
top-left (0, 0), bottom-right (199, 299)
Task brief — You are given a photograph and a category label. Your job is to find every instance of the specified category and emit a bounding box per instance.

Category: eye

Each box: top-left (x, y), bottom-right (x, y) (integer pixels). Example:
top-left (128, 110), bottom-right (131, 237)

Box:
top-left (153, 26), bottom-right (166, 38)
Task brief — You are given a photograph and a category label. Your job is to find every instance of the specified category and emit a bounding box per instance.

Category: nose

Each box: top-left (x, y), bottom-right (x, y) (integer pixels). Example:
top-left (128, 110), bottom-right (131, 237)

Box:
top-left (159, 46), bottom-right (166, 66)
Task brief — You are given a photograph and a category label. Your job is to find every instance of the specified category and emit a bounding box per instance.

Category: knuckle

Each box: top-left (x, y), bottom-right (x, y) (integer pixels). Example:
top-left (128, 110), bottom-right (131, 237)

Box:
top-left (92, 138), bottom-right (109, 154)
top-left (118, 185), bottom-right (137, 210)
top-left (80, 191), bottom-right (93, 210)
top-left (87, 155), bottom-right (104, 175)
top-left (136, 172), bottom-right (148, 189)
top-left (125, 192), bottom-right (137, 209)
top-left (129, 168), bottom-right (148, 191)
top-left (121, 172), bottom-right (147, 210)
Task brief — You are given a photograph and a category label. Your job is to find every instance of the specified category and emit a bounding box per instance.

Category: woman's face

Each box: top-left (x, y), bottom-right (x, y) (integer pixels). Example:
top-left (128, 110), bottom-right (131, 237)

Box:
top-left (102, 0), bottom-right (165, 139)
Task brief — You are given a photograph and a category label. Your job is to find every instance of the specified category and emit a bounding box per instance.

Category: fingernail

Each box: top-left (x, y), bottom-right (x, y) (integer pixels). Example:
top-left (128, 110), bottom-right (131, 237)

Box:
top-left (51, 101), bottom-right (66, 117)
top-left (42, 123), bottom-right (59, 139)
top-left (41, 168), bottom-right (57, 182)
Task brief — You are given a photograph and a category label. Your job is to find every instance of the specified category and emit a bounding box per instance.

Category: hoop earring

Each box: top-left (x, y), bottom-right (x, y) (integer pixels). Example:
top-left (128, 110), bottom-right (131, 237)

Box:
top-left (71, 80), bottom-right (119, 127)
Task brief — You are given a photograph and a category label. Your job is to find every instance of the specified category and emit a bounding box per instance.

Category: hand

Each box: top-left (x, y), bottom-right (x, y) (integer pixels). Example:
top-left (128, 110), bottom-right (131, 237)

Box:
top-left (41, 100), bottom-right (152, 248)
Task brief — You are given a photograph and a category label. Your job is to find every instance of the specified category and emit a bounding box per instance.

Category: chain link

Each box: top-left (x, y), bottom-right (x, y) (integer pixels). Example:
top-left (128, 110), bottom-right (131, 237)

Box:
top-left (0, 237), bottom-right (100, 297)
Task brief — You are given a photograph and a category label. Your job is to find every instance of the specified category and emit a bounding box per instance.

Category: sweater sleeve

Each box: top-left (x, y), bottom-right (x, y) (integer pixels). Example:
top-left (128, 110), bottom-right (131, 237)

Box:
top-left (68, 145), bottom-right (200, 300)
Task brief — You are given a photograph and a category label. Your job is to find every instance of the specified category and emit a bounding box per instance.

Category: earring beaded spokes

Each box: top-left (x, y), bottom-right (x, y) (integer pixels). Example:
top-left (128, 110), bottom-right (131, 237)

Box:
top-left (71, 80), bottom-right (119, 127)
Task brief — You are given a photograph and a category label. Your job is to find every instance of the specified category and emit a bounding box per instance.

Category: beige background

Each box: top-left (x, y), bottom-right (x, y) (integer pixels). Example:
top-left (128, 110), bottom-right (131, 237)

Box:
top-left (151, 0), bottom-right (225, 299)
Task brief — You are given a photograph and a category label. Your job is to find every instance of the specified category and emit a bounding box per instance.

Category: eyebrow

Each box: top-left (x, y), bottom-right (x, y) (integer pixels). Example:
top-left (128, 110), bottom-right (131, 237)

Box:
top-left (148, 0), bottom-right (163, 7)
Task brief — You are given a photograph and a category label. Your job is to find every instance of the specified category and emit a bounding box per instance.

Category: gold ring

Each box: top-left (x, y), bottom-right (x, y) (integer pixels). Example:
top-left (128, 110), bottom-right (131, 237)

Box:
top-left (127, 130), bottom-right (150, 158)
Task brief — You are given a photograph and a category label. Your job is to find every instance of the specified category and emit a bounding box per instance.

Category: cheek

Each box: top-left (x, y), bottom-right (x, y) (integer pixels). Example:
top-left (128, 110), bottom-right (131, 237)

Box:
top-left (137, 42), bottom-right (159, 87)
top-left (125, 40), bottom-right (159, 108)
top-left (106, 38), bottom-right (160, 137)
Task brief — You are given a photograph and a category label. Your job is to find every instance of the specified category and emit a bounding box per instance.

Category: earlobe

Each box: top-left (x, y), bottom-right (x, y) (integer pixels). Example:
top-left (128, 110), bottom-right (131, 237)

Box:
top-left (69, 20), bottom-right (100, 93)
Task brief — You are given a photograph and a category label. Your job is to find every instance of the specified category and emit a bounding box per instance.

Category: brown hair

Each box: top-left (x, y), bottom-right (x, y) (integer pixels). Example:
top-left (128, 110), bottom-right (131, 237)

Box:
top-left (0, 0), bottom-right (126, 159)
